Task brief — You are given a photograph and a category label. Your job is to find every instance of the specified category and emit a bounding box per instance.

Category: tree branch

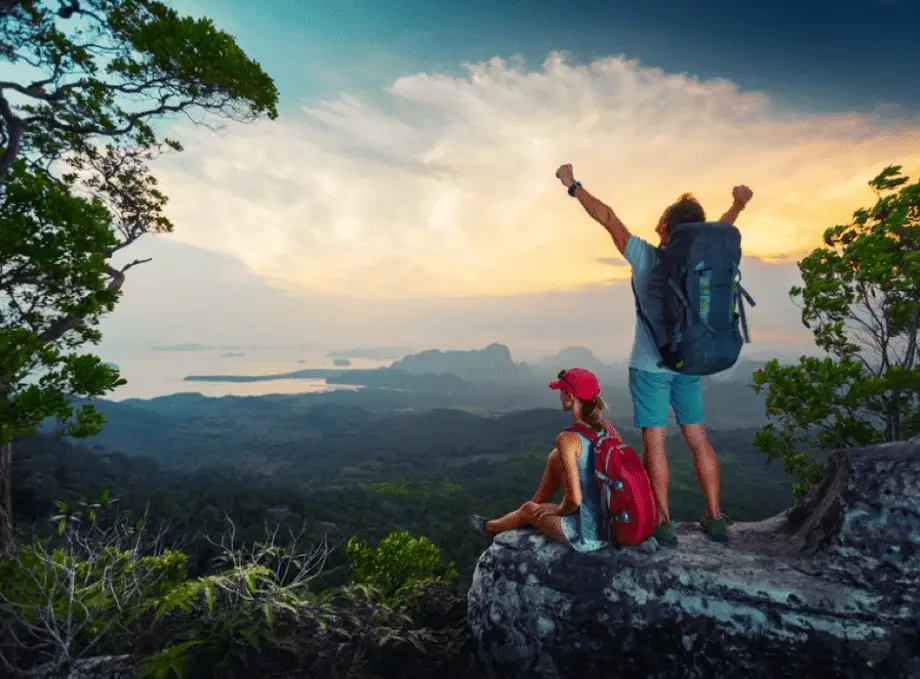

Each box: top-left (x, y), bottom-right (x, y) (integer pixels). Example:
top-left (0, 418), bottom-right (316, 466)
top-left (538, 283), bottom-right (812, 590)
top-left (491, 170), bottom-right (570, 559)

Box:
top-left (34, 259), bottom-right (149, 345)
top-left (903, 308), bottom-right (919, 371)
top-left (0, 79), bottom-right (66, 103)
top-left (26, 97), bottom-right (206, 138)
top-left (0, 93), bottom-right (24, 185)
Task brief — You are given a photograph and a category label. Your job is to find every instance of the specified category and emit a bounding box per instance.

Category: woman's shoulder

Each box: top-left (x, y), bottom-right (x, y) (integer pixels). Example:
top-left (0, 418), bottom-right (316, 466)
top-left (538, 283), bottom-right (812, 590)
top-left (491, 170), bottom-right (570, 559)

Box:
top-left (555, 429), bottom-right (582, 450)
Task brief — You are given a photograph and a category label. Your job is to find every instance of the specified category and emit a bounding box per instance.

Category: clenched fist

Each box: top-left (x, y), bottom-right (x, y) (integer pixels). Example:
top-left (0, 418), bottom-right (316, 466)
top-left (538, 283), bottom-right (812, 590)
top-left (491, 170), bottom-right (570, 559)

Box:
top-left (732, 185), bottom-right (753, 207)
top-left (555, 163), bottom-right (575, 188)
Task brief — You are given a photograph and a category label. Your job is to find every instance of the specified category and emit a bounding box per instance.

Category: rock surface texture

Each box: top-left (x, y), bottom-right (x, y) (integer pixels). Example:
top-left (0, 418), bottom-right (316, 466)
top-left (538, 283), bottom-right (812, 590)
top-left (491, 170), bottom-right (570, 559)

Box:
top-left (468, 437), bottom-right (920, 679)
top-left (22, 656), bottom-right (135, 679)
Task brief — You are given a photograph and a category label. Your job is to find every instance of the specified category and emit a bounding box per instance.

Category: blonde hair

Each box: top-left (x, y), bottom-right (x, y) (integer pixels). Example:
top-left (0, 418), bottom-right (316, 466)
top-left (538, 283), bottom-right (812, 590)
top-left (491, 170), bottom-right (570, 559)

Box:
top-left (579, 393), bottom-right (608, 433)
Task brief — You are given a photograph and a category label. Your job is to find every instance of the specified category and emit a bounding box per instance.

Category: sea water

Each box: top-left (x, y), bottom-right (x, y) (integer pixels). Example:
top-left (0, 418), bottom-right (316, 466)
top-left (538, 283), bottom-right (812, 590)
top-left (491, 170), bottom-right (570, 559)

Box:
top-left (98, 348), bottom-right (394, 400)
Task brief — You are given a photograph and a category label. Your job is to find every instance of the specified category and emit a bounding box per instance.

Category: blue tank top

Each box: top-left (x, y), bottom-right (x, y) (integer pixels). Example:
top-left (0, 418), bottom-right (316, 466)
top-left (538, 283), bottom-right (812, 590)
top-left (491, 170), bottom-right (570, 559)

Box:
top-left (559, 429), bottom-right (608, 552)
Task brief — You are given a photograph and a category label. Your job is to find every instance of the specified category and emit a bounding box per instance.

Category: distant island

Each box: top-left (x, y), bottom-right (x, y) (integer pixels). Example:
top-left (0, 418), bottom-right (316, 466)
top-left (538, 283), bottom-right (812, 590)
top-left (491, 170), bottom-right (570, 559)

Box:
top-left (327, 347), bottom-right (410, 361)
top-left (152, 343), bottom-right (215, 352)
top-left (185, 368), bottom-right (344, 383)
top-left (333, 358), bottom-right (352, 367)
top-left (220, 352), bottom-right (247, 358)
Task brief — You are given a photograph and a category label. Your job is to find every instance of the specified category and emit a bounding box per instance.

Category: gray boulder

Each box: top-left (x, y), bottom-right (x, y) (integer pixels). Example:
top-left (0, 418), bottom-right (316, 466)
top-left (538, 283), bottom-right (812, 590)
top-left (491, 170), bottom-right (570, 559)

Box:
top-left (468, 438), bottom-right (920, 679)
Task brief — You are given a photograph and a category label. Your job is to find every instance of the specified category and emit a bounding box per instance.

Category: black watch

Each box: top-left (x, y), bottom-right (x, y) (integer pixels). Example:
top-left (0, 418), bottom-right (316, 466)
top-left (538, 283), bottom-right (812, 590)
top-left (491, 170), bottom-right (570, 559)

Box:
top-left (567, 181), bottom-right (582, 197)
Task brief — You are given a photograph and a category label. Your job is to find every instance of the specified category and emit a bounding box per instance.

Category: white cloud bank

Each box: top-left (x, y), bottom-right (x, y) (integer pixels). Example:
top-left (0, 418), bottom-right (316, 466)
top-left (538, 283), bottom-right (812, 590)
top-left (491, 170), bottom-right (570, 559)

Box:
top-left (149, 52), bottom-right (920, 300)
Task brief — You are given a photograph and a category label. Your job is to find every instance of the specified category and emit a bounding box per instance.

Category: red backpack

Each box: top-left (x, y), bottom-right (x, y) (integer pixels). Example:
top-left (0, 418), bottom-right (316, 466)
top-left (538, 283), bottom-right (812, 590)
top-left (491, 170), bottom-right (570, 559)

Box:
top-left (565, 421), bottom-right (658, 547)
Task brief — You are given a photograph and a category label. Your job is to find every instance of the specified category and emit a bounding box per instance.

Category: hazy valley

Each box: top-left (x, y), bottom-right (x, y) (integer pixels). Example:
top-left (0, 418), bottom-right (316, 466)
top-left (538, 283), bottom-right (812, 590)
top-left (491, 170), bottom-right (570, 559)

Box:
top-left (17, 344), bottom-right (791, 584)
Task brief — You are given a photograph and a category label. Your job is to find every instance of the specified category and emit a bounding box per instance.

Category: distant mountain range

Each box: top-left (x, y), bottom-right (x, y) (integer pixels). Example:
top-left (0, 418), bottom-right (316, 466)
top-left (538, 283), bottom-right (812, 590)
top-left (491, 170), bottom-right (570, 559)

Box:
top-left (185, 343), bottom-right (629, 386)
top-left (184, 343), bottom-right (770, 393)
top-left (390, 343), bottom-right (536, 384)
top-left (124, 342), bottom-right (771, 433)
top-left (42, 342), bottom-right (775, 483)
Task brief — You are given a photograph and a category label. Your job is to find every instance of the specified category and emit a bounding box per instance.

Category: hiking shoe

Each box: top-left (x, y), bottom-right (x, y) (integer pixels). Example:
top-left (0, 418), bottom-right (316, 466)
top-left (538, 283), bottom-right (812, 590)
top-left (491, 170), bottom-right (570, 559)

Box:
top-left (653, 521), bottom-right (678, 547)
top-left (700, 516), bottom-right (728, 542)
top-left (469, 515), bottom-right (494, 545)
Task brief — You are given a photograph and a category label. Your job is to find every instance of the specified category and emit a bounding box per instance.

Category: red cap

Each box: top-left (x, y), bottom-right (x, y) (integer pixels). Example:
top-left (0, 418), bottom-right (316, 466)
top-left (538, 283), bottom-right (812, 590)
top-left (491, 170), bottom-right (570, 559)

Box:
top-left (548, 368), bottom-right (600, 401)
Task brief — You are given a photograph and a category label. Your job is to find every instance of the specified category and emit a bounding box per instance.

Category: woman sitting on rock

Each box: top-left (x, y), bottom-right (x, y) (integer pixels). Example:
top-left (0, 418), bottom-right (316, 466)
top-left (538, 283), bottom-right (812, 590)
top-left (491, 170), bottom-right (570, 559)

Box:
top-left (471, 367), bottom-right (621, 552)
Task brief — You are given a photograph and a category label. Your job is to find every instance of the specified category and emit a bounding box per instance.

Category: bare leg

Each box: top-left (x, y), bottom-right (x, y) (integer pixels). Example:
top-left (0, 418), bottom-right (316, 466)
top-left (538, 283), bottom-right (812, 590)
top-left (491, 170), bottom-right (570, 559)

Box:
top-left (641, 427), bottom-right (670, 524)
top-left (531, 448), bottom-right (562, 504)
top-left (487, 506), bottom-right (530, 533)
top-left (483, 449), bottom-right (571, 545)
top-left (487, 503), bottom-right (569, 545)
top-left (680, 423), bottom-right (721, 519)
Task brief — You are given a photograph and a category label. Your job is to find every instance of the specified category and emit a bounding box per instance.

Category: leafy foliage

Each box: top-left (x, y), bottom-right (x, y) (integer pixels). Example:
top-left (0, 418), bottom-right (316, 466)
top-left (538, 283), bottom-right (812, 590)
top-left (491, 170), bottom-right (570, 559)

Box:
top-left (0, 0), bottom-right (279, 548)
top-left (347, 530), bottom-right (458, 603)
top-left (136, 526), bottom-right (470, 679)
top-left (0, 160), bottom-right (127, 446)
top-left (751, 165), bottom-right (920, 495)
top-left (0, 495), bottom-right (474, 679)
top-left (0, 496), bottom-right (187, 674)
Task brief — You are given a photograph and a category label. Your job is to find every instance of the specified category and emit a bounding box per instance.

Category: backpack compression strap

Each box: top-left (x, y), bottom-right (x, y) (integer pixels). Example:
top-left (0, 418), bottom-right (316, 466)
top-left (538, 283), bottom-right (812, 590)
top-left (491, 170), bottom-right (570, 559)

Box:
top-left (734, 274), bottom-right (756, 344)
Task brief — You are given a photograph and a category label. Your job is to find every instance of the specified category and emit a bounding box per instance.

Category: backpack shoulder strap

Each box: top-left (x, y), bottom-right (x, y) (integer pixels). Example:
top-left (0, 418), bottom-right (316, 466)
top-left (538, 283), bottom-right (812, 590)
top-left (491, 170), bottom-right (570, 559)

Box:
top-left (630, 278), bottom-right (659, 342)
top-left (565, 423), bottom-right (599, 443)
top-left (631, 247), bottom-right (668, 342)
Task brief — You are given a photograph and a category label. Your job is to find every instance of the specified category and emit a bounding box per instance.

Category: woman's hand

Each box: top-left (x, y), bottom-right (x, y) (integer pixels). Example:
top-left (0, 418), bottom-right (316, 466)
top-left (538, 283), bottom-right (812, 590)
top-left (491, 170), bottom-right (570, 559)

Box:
top-left (523, 501), bottom-right (561, 521)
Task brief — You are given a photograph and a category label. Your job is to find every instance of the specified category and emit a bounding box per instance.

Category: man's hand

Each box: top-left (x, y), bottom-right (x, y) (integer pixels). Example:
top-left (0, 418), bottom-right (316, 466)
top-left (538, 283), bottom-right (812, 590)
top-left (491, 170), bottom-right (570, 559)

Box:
top-left (719, 185), bottom-right (754, 225)
top-left (732, 185), bottom-right (753, 207)
top-left (555, 163), bottom-right (575, 189)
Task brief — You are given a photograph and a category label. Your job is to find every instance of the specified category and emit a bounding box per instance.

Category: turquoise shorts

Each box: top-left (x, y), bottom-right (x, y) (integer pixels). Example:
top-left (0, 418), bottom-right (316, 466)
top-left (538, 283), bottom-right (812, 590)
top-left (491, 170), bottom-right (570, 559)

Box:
top-left (628, 367), bottom-right (704, 429)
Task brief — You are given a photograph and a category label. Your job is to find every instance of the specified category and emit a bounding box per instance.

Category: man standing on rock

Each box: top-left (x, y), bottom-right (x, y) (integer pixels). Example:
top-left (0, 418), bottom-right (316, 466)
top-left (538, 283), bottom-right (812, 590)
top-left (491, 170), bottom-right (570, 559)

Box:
top-left (554, 163), bottom-right (753, 546)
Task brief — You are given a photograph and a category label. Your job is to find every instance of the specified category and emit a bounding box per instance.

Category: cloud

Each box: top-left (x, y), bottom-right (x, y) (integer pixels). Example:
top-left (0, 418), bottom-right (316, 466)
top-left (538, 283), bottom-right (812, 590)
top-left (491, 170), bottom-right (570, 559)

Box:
top-left (149, 52), bottom-right (920, 300)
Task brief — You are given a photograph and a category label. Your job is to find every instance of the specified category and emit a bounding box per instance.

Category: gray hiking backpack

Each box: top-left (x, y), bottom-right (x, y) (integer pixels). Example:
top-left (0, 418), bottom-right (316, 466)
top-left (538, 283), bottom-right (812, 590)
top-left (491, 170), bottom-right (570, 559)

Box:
top-left (632, 221), bottom-right (756, 376)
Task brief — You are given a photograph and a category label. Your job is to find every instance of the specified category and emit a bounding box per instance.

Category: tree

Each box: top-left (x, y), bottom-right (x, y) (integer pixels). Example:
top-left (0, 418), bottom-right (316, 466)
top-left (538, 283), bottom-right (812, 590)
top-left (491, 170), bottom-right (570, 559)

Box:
top-left (751, 165), bottom-right (920, 495)
top-left (0, 0), bottom-right (279, 550)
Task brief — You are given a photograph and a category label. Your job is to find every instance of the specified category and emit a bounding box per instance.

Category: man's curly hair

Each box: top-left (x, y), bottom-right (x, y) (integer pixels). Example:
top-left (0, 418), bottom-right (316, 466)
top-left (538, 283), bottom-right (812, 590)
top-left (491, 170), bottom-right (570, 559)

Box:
top-left (664, 192), bottom-right (706, 233)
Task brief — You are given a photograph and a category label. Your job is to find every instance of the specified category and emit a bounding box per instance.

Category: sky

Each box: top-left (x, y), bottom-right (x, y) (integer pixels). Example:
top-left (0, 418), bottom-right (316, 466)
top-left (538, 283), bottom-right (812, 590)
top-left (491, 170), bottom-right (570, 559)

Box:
top-left (86, 0), bottom-right (920, 366)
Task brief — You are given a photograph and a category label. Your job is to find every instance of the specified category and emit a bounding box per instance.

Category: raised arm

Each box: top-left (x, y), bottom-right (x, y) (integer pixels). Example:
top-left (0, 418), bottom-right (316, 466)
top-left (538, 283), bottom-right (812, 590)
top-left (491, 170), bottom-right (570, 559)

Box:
top-left (555, 164), bottom-right (632, 254)
top-left (719, 185), bottom-right (754, 225)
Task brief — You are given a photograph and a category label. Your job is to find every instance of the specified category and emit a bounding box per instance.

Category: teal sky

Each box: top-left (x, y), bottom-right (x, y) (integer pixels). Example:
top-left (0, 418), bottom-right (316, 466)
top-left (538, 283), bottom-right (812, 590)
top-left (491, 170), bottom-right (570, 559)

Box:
top-left (178, 0), bottom-right (919, 120)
